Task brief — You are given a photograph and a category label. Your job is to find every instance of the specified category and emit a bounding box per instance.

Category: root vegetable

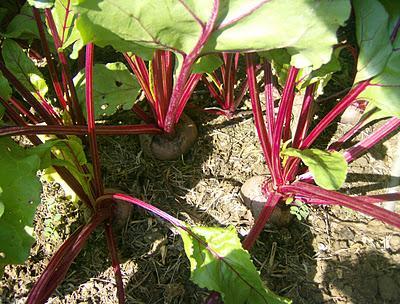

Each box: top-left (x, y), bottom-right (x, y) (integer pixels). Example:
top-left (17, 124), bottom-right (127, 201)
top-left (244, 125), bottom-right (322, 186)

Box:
top-left (104, 188), bottom-right (132, 229)
top-left (240, 176), bottom-right (293, 227)
top-left (140, 114), bottom-right (198, 160)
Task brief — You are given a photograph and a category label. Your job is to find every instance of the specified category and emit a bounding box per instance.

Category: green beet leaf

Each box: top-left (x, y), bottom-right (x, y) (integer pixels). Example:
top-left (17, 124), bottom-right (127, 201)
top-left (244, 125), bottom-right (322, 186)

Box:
top-left (353, 0), bottom-right (400, 118)
top-left (263, 47), bottom-right (342, 96)
top-left (357, 51), bottom-right (400, 118)
top-left (32, 136), bottom-right (93, 200)
top-left (282, 148), bottom-right (348, 190)
top-left (52, 0), bottom-right (83, 59)
top-left (0, 71), bottom-right (11, 101)
top-left (192, 54), bottom-right (223, 74)
top-left (353, 0), bottom-right (393, 83)
top-left (48, 137), bottom-right (93, 200)
top-left (0, 138), bottom-right (44, 274)
top-left (73, 0), bottom-right (350, 70)
top-left (208, 0), bottom-right (350, 69)
top-left (2, 39), bottom-right (49, 98)
top-left (180, 225), bottom-right (291, 304)
top-left (27, 0), bottom-right (55, 9)
top-left (0, 136), bottom-right (93, 275)
top-left (4, 3), bottom-right (40, 40)
top-left (74, 62), bottom-right (141, 119)
top-left (379, 1), bottom-right (400, 30)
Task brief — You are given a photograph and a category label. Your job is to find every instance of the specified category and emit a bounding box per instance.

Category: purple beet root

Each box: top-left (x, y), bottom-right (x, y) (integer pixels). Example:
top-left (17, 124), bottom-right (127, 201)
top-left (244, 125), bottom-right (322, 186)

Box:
top-left (240, 176), bottom-right (293, 227)
top-left (140, 114), bottom-right (198, 160)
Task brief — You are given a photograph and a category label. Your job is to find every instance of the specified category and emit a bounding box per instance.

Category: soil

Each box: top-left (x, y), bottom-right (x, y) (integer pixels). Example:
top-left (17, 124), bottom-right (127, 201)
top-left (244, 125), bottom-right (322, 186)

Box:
top-left (1, 98), bottom-right (399, 303)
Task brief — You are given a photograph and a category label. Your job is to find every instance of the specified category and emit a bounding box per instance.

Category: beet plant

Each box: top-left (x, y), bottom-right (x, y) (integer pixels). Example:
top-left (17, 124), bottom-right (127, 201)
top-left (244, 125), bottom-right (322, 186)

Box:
top-left (122, 50), bottom-right (202, 160)
top-left (201, 52), bottom-right (250, 118)
top-left (1, 0), bottom-right (399, 304)
top-left (239, 0), bottom-right (400, 253)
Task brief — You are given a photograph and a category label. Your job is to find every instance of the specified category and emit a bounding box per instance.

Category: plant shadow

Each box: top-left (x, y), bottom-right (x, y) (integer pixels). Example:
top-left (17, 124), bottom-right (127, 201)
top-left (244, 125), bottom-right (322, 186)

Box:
top-left (322, 250), bottom-right (400, 303)
top-left (251, 220), bottom-right (324, 304)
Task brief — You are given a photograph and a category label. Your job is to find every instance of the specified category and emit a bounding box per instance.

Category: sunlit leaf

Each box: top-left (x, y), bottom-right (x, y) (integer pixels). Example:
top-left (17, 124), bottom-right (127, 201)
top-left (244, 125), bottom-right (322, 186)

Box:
top-left (353, 0), bottom-right (400, 118)
top-left (27, 0), bottom-right (55, 9)
top-left (282, 148), bottom-right (348, 190)
top-left (32, 137), bottom-right (93, 200)
top-left (263, 47), bottom-right (342, 96)
top-left (353, 0), bottom-right (393, 82)
top-left (180, 225), bottom-right (291, 304)
top-left (73, 0), bottom-right (350, 69)
top-left (52, 0), bottom-right (83, 58)
top-left (0, 138), bottom-right (44, 274)
top-left (357, 52), bottom-right (400, 118)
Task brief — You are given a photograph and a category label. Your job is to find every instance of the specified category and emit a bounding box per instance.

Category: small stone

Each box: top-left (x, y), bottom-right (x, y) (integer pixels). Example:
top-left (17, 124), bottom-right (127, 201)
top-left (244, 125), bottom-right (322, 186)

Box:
top-left (389, 235), bottom-right (400, 252)
top-left (318, 243), bottom-right (328, 252)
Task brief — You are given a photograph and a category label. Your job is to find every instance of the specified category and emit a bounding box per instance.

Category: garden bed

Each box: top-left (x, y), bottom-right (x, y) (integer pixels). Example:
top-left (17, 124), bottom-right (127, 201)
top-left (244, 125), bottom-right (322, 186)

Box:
top-left (1, 103), bottom-right (399, 303)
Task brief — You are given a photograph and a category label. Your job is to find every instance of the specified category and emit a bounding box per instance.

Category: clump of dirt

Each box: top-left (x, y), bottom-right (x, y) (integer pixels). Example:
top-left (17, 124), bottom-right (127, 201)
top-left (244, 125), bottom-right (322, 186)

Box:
top-left (1, 104), bottom-right (400, 303)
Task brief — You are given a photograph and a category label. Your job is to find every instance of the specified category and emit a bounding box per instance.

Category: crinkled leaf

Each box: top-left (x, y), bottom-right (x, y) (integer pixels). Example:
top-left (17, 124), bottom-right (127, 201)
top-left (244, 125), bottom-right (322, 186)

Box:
top-left (0, 71), bottom-right (12, 101)
top-left (52, 0), bottom-right (83, 58)
top-left (282, 148), bottom-right (348, 190)
top-left (180, 225), bottom-right (291, 304)
top-left (74, 0), bottom-right (350, 69)
top-left (353, 0), bottom-right (393, 82)
top-left (74, 62), bottom-right (141, 119)
top-left (4, 3), bottom-right (40, 40)
top-left (192, 54), bottom-right (223, 74)
top-left (27, 0), bottom-right (55, 9)
top-left (0, 137), bottom-right (45, 274)
top-left (2, 39), bottom-right (48, 98)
